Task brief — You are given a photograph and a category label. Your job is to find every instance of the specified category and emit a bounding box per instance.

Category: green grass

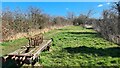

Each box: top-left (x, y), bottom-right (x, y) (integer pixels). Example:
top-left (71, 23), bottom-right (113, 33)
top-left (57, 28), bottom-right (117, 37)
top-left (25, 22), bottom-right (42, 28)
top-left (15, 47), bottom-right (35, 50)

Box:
top-left (0, 38), bottom-right (28, 56)
top-left (1, 26), bottom-right (120, 67)
top-left (40, 26), bottom-right (120, 67)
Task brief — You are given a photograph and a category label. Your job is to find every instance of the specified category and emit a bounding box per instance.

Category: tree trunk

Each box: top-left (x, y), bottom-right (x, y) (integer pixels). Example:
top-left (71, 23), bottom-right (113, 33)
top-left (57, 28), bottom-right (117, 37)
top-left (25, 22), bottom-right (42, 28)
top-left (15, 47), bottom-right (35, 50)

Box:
top-left (118, 2), bottom-right (120, 34)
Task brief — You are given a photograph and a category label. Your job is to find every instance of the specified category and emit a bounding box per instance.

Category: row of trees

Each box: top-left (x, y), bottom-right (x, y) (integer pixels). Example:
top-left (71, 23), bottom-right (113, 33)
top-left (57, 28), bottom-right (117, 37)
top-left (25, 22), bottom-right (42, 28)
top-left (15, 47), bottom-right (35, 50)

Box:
top-left (2, 7), bottom-right (87, 41)
top-left (2, 2), bottom-right (119, 44)
top-left (0, 6), bottom-right (108, 42)
top-left (93, 2), bottom-right (120, 45)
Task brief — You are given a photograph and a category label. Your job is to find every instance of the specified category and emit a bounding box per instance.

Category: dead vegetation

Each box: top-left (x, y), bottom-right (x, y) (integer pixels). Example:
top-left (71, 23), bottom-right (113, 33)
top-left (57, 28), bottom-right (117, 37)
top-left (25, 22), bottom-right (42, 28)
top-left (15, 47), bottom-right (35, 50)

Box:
top-left (93, 2), bottom-right (120, 45)
top-left (1, 2), bottom-right (120, 45)
top-left (2, 7), bottom-right (72, 42)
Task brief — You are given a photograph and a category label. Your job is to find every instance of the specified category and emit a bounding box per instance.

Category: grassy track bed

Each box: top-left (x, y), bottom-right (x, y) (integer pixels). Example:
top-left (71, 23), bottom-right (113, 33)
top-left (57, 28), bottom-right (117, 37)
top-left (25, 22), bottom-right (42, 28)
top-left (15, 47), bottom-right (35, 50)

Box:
top-left (40, 26), bottom-right (120, 67)
top-left (0, 26), bottom-right (120, 67)
top-left (0, 38), bottom-right (28, 56)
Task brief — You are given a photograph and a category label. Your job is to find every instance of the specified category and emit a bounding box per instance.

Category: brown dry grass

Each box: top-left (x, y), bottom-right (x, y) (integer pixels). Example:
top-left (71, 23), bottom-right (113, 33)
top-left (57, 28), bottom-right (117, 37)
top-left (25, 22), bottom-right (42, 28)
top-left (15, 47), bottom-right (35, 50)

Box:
top-left (4, 25), bottom-right (71, 42)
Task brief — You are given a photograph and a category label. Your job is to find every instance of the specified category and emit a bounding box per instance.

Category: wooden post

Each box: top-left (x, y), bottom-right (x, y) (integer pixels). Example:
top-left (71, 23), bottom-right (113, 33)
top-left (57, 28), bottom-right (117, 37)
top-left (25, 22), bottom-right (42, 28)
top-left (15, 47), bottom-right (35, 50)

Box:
top-left (4, 56), bottom-right (9, 61)
top-left (11, 55), bottom-right (16, 60)
top-left (15, 57), bottom-right (18, 61)
top-left (19, 57), bottom-right (22, 60)
top-left (22, 56), bottom-right (26, 61)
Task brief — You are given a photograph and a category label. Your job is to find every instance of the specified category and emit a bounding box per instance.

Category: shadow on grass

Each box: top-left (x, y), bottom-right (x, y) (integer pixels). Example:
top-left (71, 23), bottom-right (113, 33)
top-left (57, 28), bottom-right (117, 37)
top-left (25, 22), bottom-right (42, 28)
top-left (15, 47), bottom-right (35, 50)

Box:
top-left (1, 57), bottom-right (24, 68)
top-left (66, 32), bottom-right (98, 35)
top-left (1, 56), bottom-right (36, 68)
top-left (86, 28), bottom-right (93, 29)
top-left (64, 46), bottom-right (120, 57)
top-left (62, 32), bottom-right (102, 38)
top-left (57, 29), bottom-right (71, 31)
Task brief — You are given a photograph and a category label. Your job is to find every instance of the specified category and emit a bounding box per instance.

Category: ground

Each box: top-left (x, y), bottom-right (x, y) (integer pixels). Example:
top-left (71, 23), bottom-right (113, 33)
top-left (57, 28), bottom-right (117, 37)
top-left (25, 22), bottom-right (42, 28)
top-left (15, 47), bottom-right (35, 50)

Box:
top-left (1, 26), bottom-right (120, 67)
top-left (0, 38), bottom-right (28, 56)
top-left (41, 26), bottom-right (120, 67)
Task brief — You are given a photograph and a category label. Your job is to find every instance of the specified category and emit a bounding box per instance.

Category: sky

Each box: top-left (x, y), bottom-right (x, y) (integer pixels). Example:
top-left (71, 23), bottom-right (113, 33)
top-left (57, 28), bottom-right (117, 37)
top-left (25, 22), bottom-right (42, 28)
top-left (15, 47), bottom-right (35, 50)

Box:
top-left (1, 0), bottom-right (119, 2)
top-left (2, 2), bottom-right (112, 18)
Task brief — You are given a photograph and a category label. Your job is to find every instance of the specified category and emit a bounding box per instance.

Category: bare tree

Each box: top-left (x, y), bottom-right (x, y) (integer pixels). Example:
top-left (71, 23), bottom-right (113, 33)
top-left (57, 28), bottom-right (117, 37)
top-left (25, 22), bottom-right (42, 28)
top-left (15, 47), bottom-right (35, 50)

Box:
top-left (116, 1), bottom-right (120, 34)
top-left (66, 12), bottom-right (75, 24)
top-left (92, 2), bottom-right (120, 44)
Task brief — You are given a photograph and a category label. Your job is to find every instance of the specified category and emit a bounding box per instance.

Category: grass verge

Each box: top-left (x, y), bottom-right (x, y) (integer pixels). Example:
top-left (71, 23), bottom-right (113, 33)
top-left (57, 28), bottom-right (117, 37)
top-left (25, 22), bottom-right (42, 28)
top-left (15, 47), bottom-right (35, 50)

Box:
top-left (40, 26), bottom-right (120, 67)
top-left (0, 38), bottom-right (28, 56)
top-left (1, 26), bottom-right (120, 67)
